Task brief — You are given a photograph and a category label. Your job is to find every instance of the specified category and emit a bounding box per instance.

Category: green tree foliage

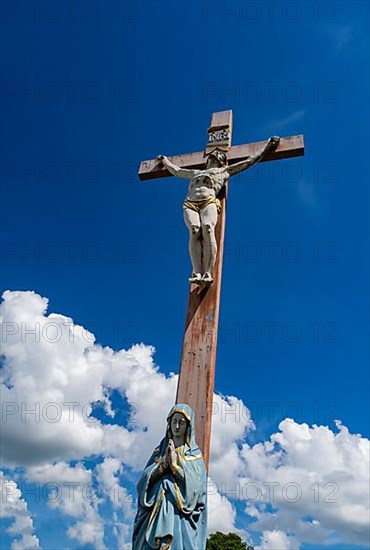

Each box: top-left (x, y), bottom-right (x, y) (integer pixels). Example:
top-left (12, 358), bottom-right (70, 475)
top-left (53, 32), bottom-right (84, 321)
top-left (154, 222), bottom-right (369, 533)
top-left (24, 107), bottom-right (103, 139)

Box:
top-left (206, 531), bottom-right (253, 549)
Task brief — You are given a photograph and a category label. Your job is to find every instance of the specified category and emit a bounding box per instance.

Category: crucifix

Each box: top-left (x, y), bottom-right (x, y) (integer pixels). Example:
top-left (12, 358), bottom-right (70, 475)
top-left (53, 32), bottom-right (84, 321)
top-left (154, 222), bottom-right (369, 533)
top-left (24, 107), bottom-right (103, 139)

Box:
top-left (138, 110), bottom-right (304, 468)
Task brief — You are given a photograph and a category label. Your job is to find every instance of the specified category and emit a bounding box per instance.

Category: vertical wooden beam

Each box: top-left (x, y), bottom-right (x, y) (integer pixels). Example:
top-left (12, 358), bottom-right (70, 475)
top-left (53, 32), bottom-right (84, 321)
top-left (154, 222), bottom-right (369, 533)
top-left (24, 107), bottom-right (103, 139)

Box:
top-left (176, 111), bottom-right (232, 468)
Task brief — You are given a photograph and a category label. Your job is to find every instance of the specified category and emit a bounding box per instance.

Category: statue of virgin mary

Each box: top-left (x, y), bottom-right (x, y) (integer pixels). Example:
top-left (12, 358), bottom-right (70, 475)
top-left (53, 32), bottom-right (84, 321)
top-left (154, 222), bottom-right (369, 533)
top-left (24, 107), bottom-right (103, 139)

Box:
top-left (132, 404), bottom-right (207, 549)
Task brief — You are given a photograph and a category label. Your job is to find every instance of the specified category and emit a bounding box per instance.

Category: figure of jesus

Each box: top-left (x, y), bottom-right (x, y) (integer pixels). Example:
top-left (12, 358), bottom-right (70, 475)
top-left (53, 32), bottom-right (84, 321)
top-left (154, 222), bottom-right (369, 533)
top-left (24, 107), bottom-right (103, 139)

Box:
top-left (158, 135), bottom-right (280, 284)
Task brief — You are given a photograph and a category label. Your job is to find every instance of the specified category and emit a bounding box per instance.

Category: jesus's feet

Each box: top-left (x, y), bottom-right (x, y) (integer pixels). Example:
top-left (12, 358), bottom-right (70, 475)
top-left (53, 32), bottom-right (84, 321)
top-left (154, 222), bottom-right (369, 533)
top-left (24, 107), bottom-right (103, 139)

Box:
top-left (189, 273), bottom-right (202, 284)
top-left (202, 272), bottom-right (213, 284)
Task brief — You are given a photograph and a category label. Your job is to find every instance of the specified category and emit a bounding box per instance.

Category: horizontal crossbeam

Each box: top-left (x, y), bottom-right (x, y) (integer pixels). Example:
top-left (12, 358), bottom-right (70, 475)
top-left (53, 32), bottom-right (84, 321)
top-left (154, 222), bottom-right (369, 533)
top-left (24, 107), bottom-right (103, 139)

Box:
top-left (138, 135), bottom-right (304, 181)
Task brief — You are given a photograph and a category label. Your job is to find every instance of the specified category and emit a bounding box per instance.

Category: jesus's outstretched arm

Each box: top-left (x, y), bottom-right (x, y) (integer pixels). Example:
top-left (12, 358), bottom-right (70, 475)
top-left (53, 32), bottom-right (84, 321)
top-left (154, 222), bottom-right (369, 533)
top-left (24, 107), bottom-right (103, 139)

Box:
top-left (227, 136), bottom-right (280, 177)
top-left (157, 155), bottom-right (199, 179)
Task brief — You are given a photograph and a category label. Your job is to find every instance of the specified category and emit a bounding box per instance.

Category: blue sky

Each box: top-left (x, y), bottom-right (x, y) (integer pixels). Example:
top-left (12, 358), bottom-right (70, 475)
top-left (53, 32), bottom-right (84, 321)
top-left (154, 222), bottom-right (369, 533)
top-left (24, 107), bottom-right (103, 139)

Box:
top-left (1, 1), bottom-right (369, 549)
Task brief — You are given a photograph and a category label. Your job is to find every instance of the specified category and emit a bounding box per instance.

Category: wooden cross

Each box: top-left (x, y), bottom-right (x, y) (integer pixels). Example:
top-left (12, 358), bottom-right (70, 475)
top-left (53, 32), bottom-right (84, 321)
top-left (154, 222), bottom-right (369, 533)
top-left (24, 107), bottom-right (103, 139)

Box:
top-left (139, 110), bottom-right (304, 467)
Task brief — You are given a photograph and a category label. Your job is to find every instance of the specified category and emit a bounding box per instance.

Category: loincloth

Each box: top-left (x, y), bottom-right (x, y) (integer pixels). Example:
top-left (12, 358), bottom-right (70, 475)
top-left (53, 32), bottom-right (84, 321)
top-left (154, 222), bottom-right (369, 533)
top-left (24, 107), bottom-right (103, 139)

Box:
top-left (183, 196), bottom-right (222, 214)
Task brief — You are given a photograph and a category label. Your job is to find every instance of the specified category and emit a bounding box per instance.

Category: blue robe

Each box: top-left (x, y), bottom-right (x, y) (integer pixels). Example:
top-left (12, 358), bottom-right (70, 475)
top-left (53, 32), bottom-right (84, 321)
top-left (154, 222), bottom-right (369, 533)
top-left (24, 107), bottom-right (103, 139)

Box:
top-left (132, 404), bottom-right (207, 550)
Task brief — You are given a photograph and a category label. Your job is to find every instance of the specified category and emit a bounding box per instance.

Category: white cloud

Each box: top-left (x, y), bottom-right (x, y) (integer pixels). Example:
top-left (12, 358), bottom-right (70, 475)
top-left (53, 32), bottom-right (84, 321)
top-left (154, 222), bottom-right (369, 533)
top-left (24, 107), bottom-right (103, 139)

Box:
top-left (0, 471), bottom-right (40, 549)
top-left (256, 530), bottom-right (301, 550)
top-left (207, 479), bottom-right (245, 537)
top-left (0, 290), bottom-right (174, 469)
top-left (96, 457), bottom-right (122, 500)
top-left (323, 23), bottom-right (359, 55)
top-left (67, 510), bottom-right (106, 549)
top-left (297, 178), bottom-right (317, 209)
top-left (264, 109), bottom-right (306, 133)
top-left (209, 393), bottom-right (253, 488)
top-left (240, 419), bottom-right (370, 548)
top-left (26, 462), bottom-right (94, 517)
top-left (95, 457), bottom-right (135, 525)
top-left (26, 462), bottom-right (106, 548)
